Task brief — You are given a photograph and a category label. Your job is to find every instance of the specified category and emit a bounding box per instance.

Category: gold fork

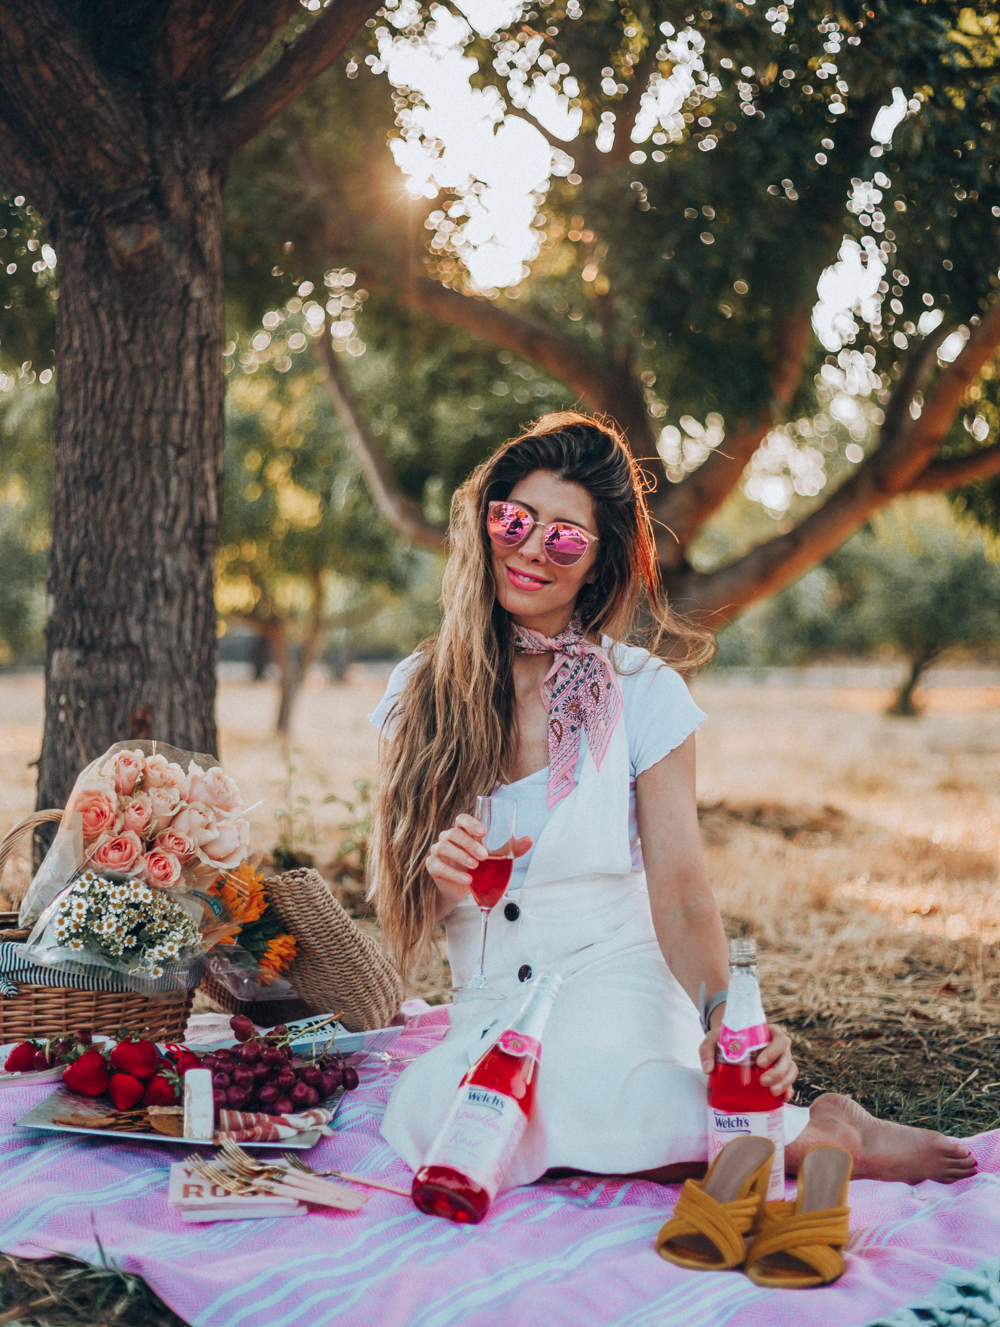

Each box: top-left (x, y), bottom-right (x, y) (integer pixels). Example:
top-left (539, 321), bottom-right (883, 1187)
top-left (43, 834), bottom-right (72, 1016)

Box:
top-left (219, 1139), bottom-right (287, 1181)
top-left (185, 1153), bottom-right (270, 1196)
top-left (281, 1152), bottom-right (411, 1197)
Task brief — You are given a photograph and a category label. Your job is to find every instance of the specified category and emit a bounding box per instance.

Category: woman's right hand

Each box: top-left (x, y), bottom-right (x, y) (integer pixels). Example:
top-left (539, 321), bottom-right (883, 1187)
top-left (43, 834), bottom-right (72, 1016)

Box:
top-left (427, 814), bottom-right (532, 914)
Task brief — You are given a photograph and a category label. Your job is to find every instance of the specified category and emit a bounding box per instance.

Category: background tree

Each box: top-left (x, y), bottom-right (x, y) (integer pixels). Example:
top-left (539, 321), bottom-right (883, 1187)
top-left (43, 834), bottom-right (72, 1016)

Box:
top-left (0, 378), bottom-right (52, 664)
top-left (0, 0), bottom-right (380, 814)
top-left (716, 495), bottom-right (1000, 712)
top-left (220, 0), bottom-right (1000, 631)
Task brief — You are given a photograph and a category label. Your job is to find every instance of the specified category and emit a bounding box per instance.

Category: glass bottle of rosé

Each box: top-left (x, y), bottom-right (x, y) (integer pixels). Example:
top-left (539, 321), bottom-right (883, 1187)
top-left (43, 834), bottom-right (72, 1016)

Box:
top-left (412, 972), bottom-right (563, 1224)
top-left (708, 939), bottom-right (785, 1199)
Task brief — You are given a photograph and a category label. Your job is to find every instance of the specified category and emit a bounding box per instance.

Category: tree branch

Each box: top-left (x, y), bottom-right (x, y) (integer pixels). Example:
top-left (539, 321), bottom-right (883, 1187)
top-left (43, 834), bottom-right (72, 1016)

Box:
top-left (315, 334), bottom-right (447, 552)
top-left (406, 276), bottom-right (660, 462)
top-left (164, 0), bottom-right (297, 93)
top-left (909, 442), bottom-right (1000, 492)
top-left (603, 51), bottom-right (659, 171)
top-left (667, 301), bottom-right (1000, 624)
top-left (651, 310), bottom-right (813, 571)
top-left (216, 0), bottom-right (382, 158)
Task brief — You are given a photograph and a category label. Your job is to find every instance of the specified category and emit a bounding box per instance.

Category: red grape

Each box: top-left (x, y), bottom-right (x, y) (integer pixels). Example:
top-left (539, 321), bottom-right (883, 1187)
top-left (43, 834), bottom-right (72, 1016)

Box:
top-left (261, 1046), bottom-right (282, 1067)
top-left (74, 1027), bottom-right (93, 1045)
top-left (201, 1055), bottom-right (218, 1072)
top-left (303, 1085), bottom-right (320, 1107)
top-left (276, 1068), bottom-right (296, 1091)
top-left (33, 1049), bottom-right (50, 1071)
top-left (318, 1071), bottom-right (339, 1097)
top-left (230, 1015), bottom-right (255, 1042)
top-left (274, 1095), bottom-right (293, 1115)
top-left (290, 1081), bottom-right (310, 1105)
top-left (213, 1088), bottom-right (227, 1108)
top-left (232, 1066), bottom-right (254, 1090)
top-left (258, 1083), bottom-right (279, 1106)
top-left (252, 1061), bottom-right (270, 1083)
top-left (212, 1072), bottom-right (231, 1090)
top-left (240, 1042), bottom-right (261, 1065)
top-left (273, 1024), bottom-right (289, 1038)
top-left (342, 1066), bottom-right (359, 1091)
top-left (226, 1085), bottom-right (249, 1108)
top-left (302, 1066), bottom-right (321, 1087)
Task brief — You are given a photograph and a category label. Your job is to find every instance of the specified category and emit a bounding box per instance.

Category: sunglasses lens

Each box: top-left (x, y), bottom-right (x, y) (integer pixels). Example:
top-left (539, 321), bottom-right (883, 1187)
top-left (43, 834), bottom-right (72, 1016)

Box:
top-left (488, 502), bottom-right (532, 546)
top-left (544, 525), bottom-right (590, 566)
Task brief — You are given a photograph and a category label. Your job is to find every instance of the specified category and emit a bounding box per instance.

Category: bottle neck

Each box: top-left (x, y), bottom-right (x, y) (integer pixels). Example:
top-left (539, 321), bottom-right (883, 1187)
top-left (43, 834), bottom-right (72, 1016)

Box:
top-left (505, 973), bottom-right (563, 1044)
top-left (721, 963), bottom-right (766, 1033)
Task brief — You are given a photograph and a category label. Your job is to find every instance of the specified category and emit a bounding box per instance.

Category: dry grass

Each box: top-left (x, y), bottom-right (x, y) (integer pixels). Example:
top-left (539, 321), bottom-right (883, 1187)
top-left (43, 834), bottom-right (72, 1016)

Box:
top-left (2, 670), bottom-right (1000, 1322)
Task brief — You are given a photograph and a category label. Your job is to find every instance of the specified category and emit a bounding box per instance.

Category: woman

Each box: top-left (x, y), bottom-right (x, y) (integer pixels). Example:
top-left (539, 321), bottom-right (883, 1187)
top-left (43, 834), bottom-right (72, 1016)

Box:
top-left (370, 412), bottom-right (975, 1190)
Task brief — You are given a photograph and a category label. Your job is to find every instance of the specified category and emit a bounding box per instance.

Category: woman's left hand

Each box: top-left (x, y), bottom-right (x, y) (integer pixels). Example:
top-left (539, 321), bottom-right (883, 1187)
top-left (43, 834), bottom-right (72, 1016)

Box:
top-left (698, 1023), bottom-right (799, 1100)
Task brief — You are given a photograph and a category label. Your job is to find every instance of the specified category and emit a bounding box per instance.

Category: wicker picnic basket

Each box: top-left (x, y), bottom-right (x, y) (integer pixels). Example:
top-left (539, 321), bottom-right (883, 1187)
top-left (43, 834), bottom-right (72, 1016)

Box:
top-left (199, 867), bottom-right (403, 1032)
top-left (0, 810), bottom-right (194, 1042)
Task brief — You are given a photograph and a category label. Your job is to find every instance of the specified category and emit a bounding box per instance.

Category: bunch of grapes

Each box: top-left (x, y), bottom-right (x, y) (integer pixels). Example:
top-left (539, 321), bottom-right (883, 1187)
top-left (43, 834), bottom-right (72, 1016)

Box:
top-left (199, 1016), bottom-right (360, 1120)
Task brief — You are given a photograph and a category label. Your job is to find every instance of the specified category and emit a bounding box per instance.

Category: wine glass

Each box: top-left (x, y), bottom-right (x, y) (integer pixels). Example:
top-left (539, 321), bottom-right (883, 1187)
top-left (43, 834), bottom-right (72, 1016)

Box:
top-left (451, 795), bottom-right (516, 1002)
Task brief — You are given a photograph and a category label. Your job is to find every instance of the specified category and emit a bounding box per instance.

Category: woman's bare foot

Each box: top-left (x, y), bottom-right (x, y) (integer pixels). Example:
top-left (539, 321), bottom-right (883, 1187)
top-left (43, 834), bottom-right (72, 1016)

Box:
top-left (786, 1093), bottom-right (978, 1185)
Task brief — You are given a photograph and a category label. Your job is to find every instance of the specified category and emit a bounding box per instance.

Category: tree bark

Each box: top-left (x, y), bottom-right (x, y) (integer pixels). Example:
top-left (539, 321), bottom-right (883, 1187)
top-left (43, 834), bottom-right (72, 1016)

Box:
top-left (37, 147), bottom-right (224, 812)
top-left (0, 0), bottom-right (380, 815)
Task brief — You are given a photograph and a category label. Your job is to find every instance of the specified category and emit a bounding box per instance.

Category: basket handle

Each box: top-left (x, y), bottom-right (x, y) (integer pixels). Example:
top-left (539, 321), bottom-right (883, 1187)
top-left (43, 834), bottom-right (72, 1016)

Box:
top-left (0, 809), bottom-right (64, 885)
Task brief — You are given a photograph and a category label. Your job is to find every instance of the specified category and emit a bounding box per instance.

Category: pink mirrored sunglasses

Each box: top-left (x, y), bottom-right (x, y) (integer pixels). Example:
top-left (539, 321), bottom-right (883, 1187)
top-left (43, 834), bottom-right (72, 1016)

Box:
top-left (487, 500), bottom-right (598, 567)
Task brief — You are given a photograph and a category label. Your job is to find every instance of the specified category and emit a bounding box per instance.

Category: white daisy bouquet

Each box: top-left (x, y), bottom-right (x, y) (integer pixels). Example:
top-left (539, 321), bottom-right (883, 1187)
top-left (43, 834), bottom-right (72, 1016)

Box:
top-left (50, 870), bottom-right (204, 979)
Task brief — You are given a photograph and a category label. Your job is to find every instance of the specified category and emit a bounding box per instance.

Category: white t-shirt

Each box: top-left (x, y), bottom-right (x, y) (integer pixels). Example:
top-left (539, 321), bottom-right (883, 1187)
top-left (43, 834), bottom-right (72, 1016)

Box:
top-left (369, 642), bottom-right (707, 888)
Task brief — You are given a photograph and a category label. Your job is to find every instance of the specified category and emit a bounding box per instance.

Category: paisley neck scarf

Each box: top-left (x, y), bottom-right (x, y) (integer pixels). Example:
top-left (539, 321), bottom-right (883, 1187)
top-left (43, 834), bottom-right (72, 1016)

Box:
top-left (512, 615), bottom-right (624, 809)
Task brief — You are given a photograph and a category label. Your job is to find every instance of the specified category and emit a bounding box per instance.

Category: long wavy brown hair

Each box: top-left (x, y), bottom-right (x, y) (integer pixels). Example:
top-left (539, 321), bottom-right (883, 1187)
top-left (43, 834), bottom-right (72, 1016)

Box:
top-left (371, 411), bottom-right (715, 981)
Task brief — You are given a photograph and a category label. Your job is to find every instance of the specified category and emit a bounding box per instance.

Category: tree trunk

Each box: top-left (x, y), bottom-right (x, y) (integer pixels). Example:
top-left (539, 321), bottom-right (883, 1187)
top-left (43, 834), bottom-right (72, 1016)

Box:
top-left (37, 155), bottom-right (224, 813)
top-left (887, 648), bottom-right (939, 717)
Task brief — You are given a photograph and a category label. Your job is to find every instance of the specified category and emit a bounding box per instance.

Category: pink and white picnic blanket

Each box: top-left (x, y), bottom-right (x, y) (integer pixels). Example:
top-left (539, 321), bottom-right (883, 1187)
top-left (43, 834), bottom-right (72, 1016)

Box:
top-left (2, 1006), bottom-right (999, 1327)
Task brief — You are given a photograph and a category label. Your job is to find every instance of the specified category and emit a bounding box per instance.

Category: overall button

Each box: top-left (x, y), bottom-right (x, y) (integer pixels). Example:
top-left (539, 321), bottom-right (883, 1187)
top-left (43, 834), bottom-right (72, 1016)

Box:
top-left (518, 964), bottom-right (532, 982)
top-left (504, 902), bottom-right (520, 921)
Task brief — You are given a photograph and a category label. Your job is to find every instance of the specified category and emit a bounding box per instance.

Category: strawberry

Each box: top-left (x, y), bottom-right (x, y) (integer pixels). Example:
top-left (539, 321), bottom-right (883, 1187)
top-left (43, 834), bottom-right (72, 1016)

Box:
top-left (62, 1048), bottom-right (110, 1097)
top-left (4, 1042), bottom-right (39, 1073)
top-left (142, 1070), bottom-right (180, 1107)
top-left (109, 1073), bottom-right (145, 1111)
top-left (109, 1037), bottom-right (161, 1081)
top-left (172, 1050), bottom-right (202, 1076)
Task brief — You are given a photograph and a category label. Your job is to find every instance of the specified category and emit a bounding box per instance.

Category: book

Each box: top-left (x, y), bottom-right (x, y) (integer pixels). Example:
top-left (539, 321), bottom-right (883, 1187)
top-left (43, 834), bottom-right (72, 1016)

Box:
top-left (168, 1163), bottom-right (302, 1222)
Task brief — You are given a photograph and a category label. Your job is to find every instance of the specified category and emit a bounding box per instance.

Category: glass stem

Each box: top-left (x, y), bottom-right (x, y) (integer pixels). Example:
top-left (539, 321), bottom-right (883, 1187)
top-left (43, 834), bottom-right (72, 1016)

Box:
top-left (476, 907), bottom-right (489, 982)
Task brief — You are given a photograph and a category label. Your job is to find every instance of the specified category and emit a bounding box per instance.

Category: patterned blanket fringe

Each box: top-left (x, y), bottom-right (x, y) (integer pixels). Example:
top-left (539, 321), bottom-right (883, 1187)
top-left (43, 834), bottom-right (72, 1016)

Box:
top-left (863, 1255), bottom-right (1000, 1326)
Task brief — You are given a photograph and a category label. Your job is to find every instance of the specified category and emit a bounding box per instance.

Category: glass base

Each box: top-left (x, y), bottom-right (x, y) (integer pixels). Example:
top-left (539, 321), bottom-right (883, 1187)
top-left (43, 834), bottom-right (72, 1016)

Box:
top-left (449, 983), bottom-right (506, 1002)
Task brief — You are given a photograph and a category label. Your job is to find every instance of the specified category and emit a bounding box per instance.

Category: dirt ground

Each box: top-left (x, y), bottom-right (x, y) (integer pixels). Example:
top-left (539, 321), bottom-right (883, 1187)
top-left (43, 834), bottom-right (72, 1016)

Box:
top-left (3, 666), bottom-right (999, 1130)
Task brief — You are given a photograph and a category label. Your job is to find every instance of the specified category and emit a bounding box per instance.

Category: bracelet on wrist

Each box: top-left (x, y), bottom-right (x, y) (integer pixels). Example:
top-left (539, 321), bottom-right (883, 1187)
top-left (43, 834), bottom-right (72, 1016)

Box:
top-left (698, 982), bottom-right (728, 1034)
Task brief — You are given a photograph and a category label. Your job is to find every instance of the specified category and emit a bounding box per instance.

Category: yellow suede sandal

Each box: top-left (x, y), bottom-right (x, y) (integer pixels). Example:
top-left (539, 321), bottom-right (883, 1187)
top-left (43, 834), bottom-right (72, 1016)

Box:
top-left (744, 1145), bottom-right (852, 1289)
top-left (656, 1136), bottom-right (775, 1271)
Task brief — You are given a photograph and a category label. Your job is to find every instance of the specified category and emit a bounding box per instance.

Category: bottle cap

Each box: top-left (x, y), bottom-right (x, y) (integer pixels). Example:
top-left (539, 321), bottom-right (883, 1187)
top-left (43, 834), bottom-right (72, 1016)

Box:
top-left (729, 938), bottom-right (757, 964)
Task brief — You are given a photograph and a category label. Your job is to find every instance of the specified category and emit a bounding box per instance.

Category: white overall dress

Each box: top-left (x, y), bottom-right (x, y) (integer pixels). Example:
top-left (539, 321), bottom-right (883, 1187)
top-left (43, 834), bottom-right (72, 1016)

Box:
top-left (381, 698), bottom-right (811, 1189)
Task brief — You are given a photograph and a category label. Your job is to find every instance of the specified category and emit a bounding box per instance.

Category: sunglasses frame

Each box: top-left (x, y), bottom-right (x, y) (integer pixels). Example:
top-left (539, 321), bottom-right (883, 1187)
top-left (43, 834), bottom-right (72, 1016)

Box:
top-left (486, 500), bottom-right (599, 567)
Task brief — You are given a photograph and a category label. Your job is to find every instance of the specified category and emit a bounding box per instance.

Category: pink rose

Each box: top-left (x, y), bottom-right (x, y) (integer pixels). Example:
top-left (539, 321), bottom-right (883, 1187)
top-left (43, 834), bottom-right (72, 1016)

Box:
top-left (154, 829), bottom-right (196, 864)
top-left (144, 754), bottom-right (186, 790)
top-left (119, 792), bottom-right (152, 836)
top-left (71, 789), bottom-right (117, 842)
top-left (147, 784), bottom-right (182, 833)
top-left (100, 749), bottom-right (146, 796)
top-left (171, 802), bottom-right (219, 848)
top-left (88, 831), bottom-right (143, 872)
top-left (139, 849), bottom-right (182, 888)
top-left (184, 763), bottom-right (242, 813)
top-left (197, 816), bottom-right (250, 870)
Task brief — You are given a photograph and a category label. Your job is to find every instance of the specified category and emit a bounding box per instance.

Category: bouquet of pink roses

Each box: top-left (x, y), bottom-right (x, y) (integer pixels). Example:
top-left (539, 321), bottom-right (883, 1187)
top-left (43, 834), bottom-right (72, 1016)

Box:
top-left (67, 745), bottom-right (249, 892)
top-left (16, 740), bottom-right (254, 992)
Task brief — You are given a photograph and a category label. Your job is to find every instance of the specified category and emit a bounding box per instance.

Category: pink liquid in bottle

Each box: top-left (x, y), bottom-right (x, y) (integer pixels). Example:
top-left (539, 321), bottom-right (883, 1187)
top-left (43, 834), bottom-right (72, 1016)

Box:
top-left (411, 974), bottom-right (561, 1223)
